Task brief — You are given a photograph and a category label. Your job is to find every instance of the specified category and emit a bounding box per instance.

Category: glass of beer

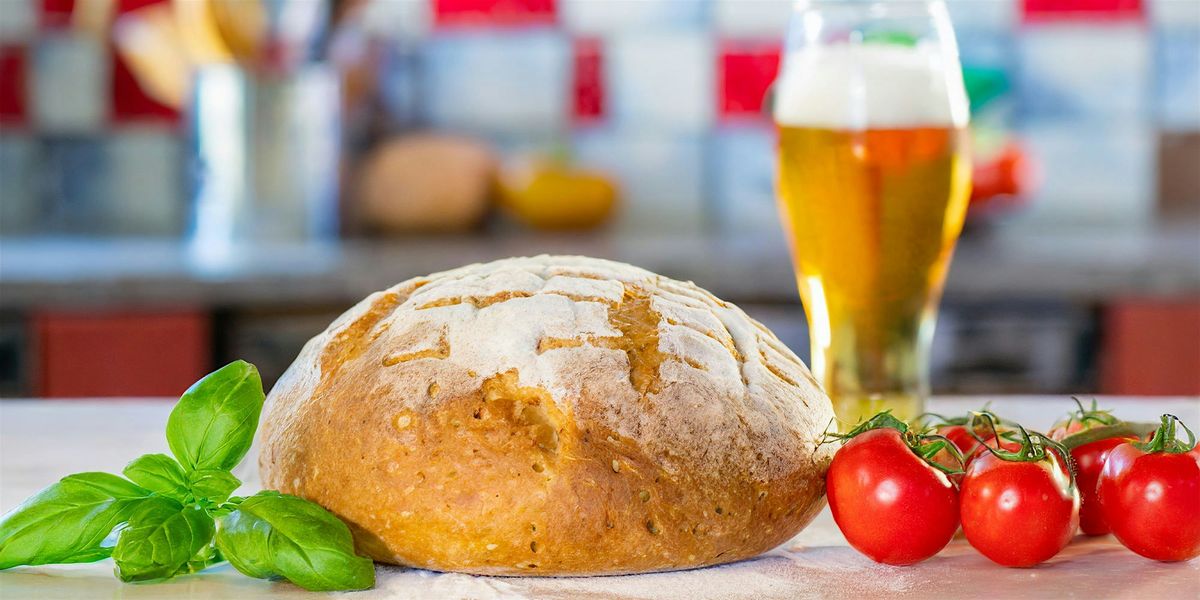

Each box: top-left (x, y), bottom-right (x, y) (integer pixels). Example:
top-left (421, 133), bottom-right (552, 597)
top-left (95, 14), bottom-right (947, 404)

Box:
top-left (773, 0), bottom-right (971, 425)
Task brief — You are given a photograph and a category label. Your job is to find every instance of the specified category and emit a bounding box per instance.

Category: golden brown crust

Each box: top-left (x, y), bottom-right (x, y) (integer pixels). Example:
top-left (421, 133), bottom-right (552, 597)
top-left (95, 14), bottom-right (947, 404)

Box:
top-left (259, 256), bottom-right (834, 575)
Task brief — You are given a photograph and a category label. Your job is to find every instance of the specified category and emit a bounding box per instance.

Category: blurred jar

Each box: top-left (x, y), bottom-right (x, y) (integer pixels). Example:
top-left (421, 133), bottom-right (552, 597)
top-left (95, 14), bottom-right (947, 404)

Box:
top-left (189, 64), bottom-right (341, 258)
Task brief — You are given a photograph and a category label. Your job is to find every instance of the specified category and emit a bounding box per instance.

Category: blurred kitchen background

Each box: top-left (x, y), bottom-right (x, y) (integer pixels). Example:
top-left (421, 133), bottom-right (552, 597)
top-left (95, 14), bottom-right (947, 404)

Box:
top-left (0, 0), bottom-right (1197, 399)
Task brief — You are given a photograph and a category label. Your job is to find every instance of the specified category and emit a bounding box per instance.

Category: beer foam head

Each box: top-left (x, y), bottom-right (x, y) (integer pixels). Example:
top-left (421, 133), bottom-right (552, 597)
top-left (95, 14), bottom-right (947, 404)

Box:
top-left (773, 43), bottom-right (969, 129)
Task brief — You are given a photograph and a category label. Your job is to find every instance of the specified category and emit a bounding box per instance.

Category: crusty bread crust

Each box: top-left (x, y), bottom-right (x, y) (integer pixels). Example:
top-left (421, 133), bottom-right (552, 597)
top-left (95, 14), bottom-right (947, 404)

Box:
top-left (259, 256), bottom-right (834, 575)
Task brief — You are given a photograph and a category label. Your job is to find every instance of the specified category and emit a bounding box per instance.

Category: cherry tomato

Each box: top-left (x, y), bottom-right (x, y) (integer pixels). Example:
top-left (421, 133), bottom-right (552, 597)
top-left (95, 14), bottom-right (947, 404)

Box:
top-left (1097, 416), bottom-right (1200, 562)
top-left (925, 412), bottom-right (1013, 471)
top-left (1070, 436), bottom-right (1138, 536)
top-left (960, 446), bottom-right (1080, 567)
top-left (1049, 420), bottom-right (1087, 441)
top-left (827, 427), bottom-right (960, 565)
top-left (1050, 398), bottom-right (1150, 536)
top-left (1048, 398), bottom-right (1120, 442)
top-left (939, 424), bottom-right (979, 455)
top-left (929, 425), bottom-right (976, 475)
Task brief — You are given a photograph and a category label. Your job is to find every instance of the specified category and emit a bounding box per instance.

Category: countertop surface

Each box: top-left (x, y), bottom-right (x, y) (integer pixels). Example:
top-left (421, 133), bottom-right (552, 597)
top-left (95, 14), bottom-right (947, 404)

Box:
top-left (1, 396), bottom-right (1198, 600)
top-left (2, 225), bottom-right (1198, 310)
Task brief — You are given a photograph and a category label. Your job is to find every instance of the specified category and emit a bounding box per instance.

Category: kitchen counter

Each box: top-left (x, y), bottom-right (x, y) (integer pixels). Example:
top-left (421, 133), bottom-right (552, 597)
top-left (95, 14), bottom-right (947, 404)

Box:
top-left (1, 396), bottom-right (1198, 599)
top-left (2, 224), bottom-right (1197, 310)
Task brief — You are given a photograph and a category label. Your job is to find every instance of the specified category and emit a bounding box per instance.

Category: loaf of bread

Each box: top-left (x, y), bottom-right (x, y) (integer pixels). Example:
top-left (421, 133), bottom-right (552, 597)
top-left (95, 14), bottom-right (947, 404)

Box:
top-left (259, 256), bottom-right (834, 575)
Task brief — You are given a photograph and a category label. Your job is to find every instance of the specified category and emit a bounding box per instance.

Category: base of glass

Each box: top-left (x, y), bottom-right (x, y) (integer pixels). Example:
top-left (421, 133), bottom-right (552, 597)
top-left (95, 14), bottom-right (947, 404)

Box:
top-left (831, 391), bottom-right (925, 431)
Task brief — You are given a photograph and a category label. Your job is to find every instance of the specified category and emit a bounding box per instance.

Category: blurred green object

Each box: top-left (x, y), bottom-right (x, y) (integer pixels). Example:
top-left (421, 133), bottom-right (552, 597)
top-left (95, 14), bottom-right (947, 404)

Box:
top-left (862, 30), bottom-right (919, 47)
top-left (962, 66), bottom-right (1009, 113)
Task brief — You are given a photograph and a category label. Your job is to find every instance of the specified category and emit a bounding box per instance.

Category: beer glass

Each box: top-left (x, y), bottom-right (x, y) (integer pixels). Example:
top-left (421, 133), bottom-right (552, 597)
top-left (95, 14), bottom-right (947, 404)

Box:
top-left (774, 0), bottom-right (971, 425)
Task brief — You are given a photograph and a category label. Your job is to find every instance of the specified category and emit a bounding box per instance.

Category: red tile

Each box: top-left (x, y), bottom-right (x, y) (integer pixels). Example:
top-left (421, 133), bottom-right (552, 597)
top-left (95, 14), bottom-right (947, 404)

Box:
top-left (110, 49), bottom-right (179, 125)
top-left (0, 45), bottom-right (26, 126)
top-left (572, 37), bottom-right (604, 124)
top-left (1022, 0), bottom-right (1143, 22)
top-left (718, 40), bottom-right (781, 121)
top-left (40, 0), bottom-right (75, 29)
top-left (33, 310), bottom-right (211, 398)
top-left (1101, 299), bottom-right (1200, 396)
top-left (433, 0), bottom-right (556, 28)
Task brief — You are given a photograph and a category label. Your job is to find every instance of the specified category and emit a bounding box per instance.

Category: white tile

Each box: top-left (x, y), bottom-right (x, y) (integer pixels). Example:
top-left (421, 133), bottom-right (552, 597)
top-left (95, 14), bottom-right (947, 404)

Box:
top-left (41, 137), bottom-right (110, 233)
top-left (946, 0), bottom-right (1017, 31)
top-left (1017, 23), bottom-right (1149, 121)
top-left (573, 128), bottom-right (706, 234)
top-left (709, 124), bottom-right (781, 234)
top-left (361, 0), bottom-right (431, 41)
top-left (560, 0), bottom-right (708, 34)
top-left (31, 33), bottom-right (108, 134)
top-left (0, 0), bottom-right (36, 43)
top-left (1019, 122), bottom-right (1154, 226)
top-left (606, 31), bottom-right (714, 132)
top-left (713, 0), bottom-right (793, 38)
top-left (1150, 0), bottom-right (1200, 28)
top-left (0, 134), bottom-right (39, 234)
top-left (423, 30), bottom-right (569, 135)
top-left (102, 128), bottom-right (185, 236)
top-left (956, 30), bottom-right (1016, 73)
top-left (1154, 29), bottom-right (1200, 130)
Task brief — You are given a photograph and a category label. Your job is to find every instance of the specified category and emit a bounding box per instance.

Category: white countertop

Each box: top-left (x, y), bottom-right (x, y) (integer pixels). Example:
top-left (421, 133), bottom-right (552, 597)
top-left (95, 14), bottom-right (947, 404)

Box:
top-left (1, 396), bottom-right (1198, 599)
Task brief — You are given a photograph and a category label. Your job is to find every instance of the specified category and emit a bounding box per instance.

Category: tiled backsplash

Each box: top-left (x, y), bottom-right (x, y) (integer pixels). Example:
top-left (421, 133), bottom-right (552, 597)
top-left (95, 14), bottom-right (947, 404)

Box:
top-left (0, 0), bottom-right (1197, 238)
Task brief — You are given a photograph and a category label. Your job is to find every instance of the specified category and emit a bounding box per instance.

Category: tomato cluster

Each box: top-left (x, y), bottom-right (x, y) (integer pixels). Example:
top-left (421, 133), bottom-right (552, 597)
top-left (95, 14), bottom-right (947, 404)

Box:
top-left (823, 403), bottom-right (1200, 568)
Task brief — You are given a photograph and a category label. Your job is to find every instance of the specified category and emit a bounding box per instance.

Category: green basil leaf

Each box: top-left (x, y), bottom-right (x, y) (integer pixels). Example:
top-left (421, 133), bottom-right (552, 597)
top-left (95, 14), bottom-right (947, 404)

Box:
top-left (123, 454), bottom-right (189, 500)
top-left (112, 497), bottom-right (215, 582)
top-left (208, 497), bottom-right (244, 518)
top-left (176, 540), bottom-right (224, 576)
top-left (188, 470), bottom-right (241, 504)
top-left (215, 491), bottom-right (375, 591)
top-left (0, 473), bottom-right (150, 569)
top-left (166, 360), bottom-right (265, 472)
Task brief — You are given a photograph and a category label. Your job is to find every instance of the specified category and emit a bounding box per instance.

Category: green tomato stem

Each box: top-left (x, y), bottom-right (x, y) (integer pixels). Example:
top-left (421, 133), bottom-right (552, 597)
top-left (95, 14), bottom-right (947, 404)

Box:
top-left (1060, 422), bottom-right (1156, 450)
top-left (824, 410), bottom-right (965, 476)
top-left (965, 414), bottom-right (1078, 492)
top-left (1134, 414), bottom-right (1198, 454)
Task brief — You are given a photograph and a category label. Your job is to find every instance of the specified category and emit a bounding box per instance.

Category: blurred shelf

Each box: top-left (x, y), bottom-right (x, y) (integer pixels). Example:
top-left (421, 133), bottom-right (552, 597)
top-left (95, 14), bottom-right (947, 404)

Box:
top-left (1, 224), bottom-right (1198, 310)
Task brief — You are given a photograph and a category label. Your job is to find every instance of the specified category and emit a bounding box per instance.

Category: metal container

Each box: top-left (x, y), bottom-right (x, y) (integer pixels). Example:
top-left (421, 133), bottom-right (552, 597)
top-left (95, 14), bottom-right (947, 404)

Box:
top-left (188, 64), bottom-right (340, 261)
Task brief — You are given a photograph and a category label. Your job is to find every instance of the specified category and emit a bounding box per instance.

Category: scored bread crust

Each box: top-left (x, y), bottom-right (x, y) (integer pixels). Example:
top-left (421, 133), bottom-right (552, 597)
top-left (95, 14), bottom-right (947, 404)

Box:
top-left (259, 255), bottom-right (835, 575)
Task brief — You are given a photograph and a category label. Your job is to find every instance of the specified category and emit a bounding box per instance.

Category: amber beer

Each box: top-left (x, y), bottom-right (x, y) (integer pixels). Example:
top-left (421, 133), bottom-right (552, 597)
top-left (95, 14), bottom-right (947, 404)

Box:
top-left (774, 42), bottom-right (972, 425)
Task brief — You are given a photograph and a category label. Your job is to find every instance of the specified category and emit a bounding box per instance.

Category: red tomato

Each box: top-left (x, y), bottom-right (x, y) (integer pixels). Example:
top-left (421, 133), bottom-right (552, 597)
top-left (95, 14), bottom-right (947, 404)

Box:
top-left (1049, 420), bottom-right (1087, 441)
top-left (827, 428), bottom-right (960, 565)
top-left (1071, 436), bottom-right (1138, 536)
top-left (1048, 398), bottom-right (1119, 442)
top-left (1097, 441), bottom-right (1200, 561)
top-left (928, 425), bottom-right (974, 475)
top-left (938, 425), bottom-right (977, 453)
top-left (928, 429), bottom-right (1018, 479)
top-left (960, 450), bottom-right (1080, 567)
top-left (940, 425), bottom-right (984, 458)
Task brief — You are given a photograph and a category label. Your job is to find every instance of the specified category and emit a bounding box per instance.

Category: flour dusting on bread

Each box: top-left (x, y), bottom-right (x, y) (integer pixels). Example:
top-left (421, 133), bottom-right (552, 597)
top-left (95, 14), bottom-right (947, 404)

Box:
top-left (304, 256), bottom-right (824, 480)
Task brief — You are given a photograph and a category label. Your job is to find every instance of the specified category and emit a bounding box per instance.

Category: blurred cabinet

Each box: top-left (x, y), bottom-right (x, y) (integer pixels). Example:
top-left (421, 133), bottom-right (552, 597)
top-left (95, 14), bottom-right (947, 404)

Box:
top-left (1101, 299), bottom-right (1200, 395)
top-left (0, 315), bottom-right (27, 396)
top-left (32, 310), bottom-right (209, 398)
top-left (8, 298), bottom-right (1196, 398)
top-left (932, 302), bottom-right (1095, 394)
top-left (743, 301), bottom-right (1098, 395)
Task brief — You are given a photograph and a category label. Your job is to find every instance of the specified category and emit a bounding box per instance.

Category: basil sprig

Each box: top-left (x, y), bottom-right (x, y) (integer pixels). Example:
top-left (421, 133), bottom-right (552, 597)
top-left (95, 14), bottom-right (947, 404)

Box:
top-left (0, 360), bottom-right (375, 591)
